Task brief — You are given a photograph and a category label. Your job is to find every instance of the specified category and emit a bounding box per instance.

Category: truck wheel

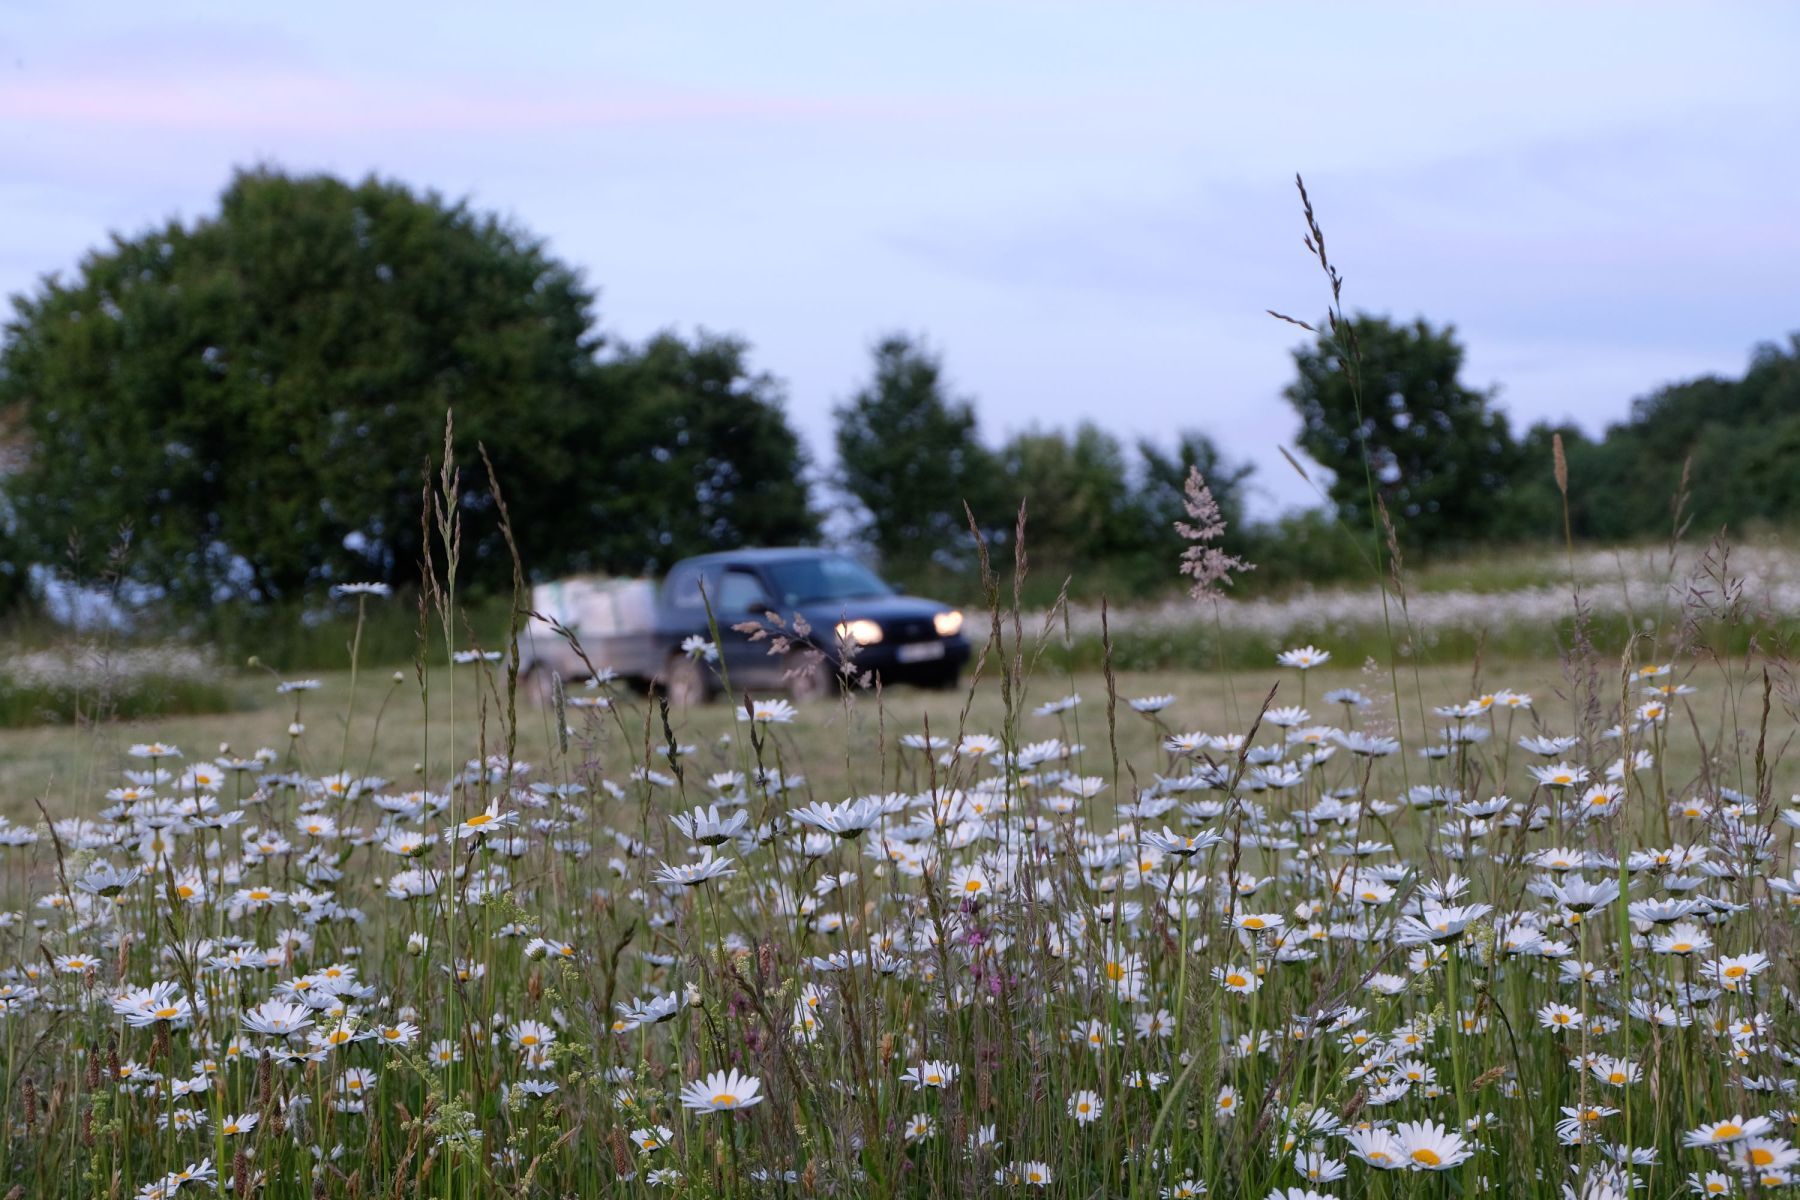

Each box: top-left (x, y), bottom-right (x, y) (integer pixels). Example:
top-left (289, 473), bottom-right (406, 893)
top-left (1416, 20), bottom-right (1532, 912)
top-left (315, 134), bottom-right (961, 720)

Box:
top-left (520, 665), bottom-right (559, 707)
top-left (788, 654), bottom-right (837, 703)
top-left (918, 664), bottom-right (963, 692)
top-left (663, 653), bottom-right (712, 706)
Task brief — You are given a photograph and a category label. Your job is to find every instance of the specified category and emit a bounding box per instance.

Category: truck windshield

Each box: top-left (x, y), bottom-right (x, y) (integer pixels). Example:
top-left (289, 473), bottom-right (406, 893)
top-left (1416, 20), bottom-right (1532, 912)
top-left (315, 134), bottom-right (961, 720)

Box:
top-left (764, 555), bottom-right (892, 605)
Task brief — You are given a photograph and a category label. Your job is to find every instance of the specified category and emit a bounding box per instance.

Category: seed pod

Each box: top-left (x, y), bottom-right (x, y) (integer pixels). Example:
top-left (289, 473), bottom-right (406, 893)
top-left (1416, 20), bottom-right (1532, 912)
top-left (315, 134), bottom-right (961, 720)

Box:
top-left (609, 1127), bottom-right (632, 1176)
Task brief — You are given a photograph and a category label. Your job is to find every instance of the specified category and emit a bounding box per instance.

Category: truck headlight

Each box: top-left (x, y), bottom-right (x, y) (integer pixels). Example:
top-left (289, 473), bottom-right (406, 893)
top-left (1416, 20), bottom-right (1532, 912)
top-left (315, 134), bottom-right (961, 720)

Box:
top-left (933, 610), bottom-right (964, 638)
top-left (835, 619), bottom-right (884, 646)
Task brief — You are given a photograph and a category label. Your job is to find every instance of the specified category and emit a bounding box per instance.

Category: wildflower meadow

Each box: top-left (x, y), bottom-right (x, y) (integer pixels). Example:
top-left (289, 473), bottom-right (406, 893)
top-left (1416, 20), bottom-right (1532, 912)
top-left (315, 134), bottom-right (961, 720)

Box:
top-left (2, 452), bottom-right (1799, 1200)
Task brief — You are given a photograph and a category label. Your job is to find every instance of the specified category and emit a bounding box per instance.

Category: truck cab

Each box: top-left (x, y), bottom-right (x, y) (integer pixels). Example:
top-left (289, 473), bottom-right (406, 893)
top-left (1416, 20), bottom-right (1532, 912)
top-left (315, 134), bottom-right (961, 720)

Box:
top-left (521, 548), bottom-right (971, 703)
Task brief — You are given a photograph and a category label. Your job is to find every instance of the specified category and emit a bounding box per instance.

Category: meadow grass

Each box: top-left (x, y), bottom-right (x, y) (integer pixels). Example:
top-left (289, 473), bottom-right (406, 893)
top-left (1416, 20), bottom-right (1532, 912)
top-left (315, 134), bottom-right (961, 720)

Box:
top-left (2, 547), bottom-right (1798, 1200)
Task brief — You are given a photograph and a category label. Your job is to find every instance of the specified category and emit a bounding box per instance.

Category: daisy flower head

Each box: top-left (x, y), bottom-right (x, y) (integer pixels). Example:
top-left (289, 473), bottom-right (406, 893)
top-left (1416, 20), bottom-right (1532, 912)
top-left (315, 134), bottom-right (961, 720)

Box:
top-left (680, 635), bottom-right (719, 662)
top-left (652, 852), bottom-right (737, 889)
top-left (1067, 1089), bottom-right (1103, 1125)
top-left (670, 804), bottom-right (749, 846)
top-left (1393, 1119), bottom-right (1473, 1169)
top-left (739, 697), bottom-right (797, 724)
top-left (1277, 645), bottom-right (1330, 670)
top-left (447, 802), bottom-right (520, 841)
top-left (679, 1068), bottom-right (764, 1113)
top-left (901, 1060), bottom-right (959, 1089)
top-left (1684, 1115), bottom-right (1773, 1147)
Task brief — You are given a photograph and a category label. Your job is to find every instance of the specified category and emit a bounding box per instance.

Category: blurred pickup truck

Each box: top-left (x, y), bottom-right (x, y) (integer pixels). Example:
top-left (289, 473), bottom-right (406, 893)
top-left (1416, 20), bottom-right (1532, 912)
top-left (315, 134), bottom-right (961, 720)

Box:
top-left (519, 547), bottom-right (972, 703)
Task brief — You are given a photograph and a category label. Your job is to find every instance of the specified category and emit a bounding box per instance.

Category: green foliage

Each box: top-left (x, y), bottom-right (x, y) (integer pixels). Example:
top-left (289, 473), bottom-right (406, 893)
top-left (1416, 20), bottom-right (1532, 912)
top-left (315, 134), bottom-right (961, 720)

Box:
top-left (0, 668), bottom-right (241, 728)
top-left (1285, 314), bottom-right (1523, 553)
top-left (997, 423), bottom-right (1135, 563)
top-left (0, 168), bottom-right (606, 605)
top-left (0, 169), bottom-right (817, 613)
top-left (834, 334), bottom-right (1002, 578)
top-left (1544, 336), bottom-right (1800, 541)
top-left (597, 331), bottom-right (818, 570)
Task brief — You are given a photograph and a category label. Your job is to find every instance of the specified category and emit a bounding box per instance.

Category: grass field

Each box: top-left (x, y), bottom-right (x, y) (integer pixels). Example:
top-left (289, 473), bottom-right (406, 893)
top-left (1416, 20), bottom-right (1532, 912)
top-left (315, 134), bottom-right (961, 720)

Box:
top-left (9, 652), bottom-right (1778, 822)
top-left (4, 560), bottom-right (1800, 1199)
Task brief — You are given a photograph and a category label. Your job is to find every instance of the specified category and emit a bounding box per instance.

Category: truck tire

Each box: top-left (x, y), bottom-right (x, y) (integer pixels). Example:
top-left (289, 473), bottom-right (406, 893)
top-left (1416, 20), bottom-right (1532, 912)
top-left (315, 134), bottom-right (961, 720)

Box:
top-left (520, 665), bottom-right (560, 707)
top-left (788, 654), bottom-right (837, 703)
top-left (917, 664), bottom-right (964, 692)
top-left (663, 653), bottom-right (712, 706)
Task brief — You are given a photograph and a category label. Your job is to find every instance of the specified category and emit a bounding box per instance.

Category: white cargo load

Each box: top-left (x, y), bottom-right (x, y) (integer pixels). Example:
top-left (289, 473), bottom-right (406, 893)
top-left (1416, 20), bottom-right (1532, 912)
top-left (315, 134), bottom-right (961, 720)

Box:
top-left (532, 577), bottom-right (656, 637)
top-left (520, 576), bottom-right (660, 683)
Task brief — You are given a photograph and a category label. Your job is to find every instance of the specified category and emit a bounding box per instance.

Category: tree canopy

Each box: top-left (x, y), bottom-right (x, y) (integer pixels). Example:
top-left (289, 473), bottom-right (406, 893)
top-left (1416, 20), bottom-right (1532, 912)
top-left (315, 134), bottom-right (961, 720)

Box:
top-left (834, 334), bottom-right (1002, 575)
top-left (0, 168), bottom-right (814, 608)
top-left (1285, 315), bottom-right (1521, 553)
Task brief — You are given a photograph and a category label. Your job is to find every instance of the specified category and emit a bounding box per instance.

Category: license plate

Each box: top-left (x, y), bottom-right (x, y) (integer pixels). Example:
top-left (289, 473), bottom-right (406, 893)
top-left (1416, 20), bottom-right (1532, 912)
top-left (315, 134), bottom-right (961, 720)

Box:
top-left (896, 641), bottom-right (947, 663)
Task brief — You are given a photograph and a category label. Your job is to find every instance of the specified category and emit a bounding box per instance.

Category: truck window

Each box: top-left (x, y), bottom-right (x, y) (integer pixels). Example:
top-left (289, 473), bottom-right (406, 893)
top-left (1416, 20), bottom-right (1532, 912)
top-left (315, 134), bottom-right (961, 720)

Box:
top-left (665, 564), bottom-right (709, 611)
top-left (717, 568), bottom-right (773, 614)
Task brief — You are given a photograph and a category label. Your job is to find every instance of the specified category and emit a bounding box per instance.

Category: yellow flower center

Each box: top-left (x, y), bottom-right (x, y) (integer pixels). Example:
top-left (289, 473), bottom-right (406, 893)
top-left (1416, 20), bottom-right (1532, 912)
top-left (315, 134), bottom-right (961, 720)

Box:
top-left (712, 1093), bottom-right (738, 1107)
top-left (1751, 1148), bottom-right (1775, 1166)
top-left (1714, 1124), bottom-right (1742, 1141)
top-left (1412, 1149), bottom-right (1442, 1166)
top-left (155, 1007), bottom-right (180, 1019)
top-left (964, 880), bottom-right (983, 893)
top-left (520, 1035), bottom-right (538, 1046)
top-left (466, 813), bottom-right (493, 826)
top-left (1226, 974), bottom-right (1248, 988)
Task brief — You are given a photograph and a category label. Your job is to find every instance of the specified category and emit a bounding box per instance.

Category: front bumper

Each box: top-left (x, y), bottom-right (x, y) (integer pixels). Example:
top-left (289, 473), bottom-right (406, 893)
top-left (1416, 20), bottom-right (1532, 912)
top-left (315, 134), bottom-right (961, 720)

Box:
top-left (834, 635), bottom-right (971, 679)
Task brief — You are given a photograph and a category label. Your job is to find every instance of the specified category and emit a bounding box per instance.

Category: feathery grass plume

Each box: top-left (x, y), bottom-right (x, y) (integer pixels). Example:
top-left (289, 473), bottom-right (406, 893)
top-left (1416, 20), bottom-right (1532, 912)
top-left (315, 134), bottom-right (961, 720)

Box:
top-left (1176, 465), bottom-right (1253, 601)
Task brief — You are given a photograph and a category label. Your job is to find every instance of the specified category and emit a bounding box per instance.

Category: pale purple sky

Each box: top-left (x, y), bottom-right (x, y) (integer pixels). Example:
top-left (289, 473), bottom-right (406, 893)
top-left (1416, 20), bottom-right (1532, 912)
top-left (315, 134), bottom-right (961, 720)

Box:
top-left (3, 2), bottom-right (1797, 513)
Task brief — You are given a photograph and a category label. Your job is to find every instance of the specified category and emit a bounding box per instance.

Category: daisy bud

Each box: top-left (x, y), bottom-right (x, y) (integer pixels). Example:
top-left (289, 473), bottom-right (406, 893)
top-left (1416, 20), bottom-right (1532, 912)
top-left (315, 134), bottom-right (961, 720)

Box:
top-left (407, 933), bottom-right (429, 957)
top-left (685, 983), bottom-right (702, 1008)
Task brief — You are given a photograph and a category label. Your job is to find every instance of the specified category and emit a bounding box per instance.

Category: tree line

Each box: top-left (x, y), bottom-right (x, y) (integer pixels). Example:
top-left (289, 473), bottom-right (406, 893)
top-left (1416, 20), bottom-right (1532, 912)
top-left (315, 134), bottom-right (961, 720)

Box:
top-left (0, 168), bottom-right (1794, 621)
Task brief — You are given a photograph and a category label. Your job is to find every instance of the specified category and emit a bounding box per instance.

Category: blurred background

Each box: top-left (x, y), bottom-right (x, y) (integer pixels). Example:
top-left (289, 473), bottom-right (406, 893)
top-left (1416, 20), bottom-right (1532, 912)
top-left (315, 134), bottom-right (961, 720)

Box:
top-left (1, 2), bottom-right (1797, 693)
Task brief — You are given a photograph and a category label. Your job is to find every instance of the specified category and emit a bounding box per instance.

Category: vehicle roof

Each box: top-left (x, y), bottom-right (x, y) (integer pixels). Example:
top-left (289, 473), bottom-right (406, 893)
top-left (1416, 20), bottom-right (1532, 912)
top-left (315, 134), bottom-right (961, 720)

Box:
top-left (672, 546), bottom-right (853, 568)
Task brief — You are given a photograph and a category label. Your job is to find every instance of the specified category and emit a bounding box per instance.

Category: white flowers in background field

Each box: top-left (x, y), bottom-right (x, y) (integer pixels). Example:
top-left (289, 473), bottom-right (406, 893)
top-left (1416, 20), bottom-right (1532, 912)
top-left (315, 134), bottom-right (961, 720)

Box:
top-left (1063, 541), bottom-right (1800, 646)
top-left (2, 643), bottom-right (213, 690)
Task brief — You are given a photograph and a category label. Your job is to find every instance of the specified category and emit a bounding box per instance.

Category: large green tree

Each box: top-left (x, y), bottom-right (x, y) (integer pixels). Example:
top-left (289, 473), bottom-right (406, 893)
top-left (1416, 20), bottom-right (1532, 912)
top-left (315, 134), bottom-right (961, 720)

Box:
top-left (0, 168), bottom-right (624, 606)
top-left (1134, 431), bottom-right (1255, 552)
top-left (1285, 315), bottom-right (1521, 553)
top-left (997, 422), bottom-right (1137, 569)
top-left (1543, 336), bottom-right (1800, 541)
top-left (598, 331), bottom-right (817, 569)
top-left (834, 335), bottom-right (1001, 574)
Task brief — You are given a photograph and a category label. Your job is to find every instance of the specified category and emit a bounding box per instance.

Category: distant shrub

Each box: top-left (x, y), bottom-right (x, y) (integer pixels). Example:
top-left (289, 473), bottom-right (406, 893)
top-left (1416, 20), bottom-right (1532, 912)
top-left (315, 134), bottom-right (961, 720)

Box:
top-left (0, 644), bottom-right (240, 727)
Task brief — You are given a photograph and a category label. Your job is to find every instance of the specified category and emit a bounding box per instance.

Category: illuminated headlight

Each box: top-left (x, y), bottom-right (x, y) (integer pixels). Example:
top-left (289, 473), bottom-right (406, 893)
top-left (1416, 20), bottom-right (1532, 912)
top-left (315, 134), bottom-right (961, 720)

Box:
top-left (835, 619), bottom-right (884, 646)
top-left (933, 610), bottom-right (964, 638)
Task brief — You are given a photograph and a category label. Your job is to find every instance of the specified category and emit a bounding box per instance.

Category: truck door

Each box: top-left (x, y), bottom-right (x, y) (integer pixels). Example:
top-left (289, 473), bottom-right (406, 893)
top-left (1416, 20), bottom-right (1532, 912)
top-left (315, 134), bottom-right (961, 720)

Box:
top-left (714, 566), bottom-right (782, 689)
